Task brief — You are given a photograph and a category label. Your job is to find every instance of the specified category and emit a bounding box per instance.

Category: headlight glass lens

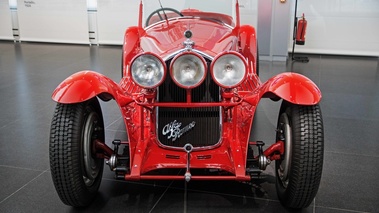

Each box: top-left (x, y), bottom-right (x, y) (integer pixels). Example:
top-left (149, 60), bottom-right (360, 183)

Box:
top-left (131, 54), bottom-right (165, 88)
top-left (211, 53), bottom-right (246, 88)
top-left (171, 53), bottom-right (207, 88)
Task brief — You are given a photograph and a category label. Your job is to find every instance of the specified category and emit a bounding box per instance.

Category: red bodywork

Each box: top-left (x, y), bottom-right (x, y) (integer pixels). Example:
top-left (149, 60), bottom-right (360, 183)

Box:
top-left (52, 1), bottom-right (321, 182)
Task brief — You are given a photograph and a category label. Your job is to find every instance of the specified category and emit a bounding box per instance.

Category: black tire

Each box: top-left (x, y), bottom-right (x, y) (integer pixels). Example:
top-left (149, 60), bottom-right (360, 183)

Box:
top-left (49, 98), bottom-right (105, 207)
top-left (275, 101), bottom-right (324, 209)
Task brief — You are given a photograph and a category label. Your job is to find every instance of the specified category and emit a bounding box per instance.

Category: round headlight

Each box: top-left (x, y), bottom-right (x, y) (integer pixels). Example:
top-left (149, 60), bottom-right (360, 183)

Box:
top-left (170, 52), bottom-right (207, 89)
top-left (211, 52), bottom-right (247, 88)
top-left (131, 53), bottom-right (166, 88)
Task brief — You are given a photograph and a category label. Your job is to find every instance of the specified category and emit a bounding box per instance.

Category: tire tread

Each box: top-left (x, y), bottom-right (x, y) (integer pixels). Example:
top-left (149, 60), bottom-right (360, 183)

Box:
top-left (277, 102), bottom-right (324, 209)
top-left (49, 99), bottom-right (103, 207)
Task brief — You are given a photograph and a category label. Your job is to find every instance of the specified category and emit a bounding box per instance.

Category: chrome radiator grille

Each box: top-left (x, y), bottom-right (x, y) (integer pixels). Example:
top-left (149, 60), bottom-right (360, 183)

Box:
top-left (157, 60), bottom-right (221, 148)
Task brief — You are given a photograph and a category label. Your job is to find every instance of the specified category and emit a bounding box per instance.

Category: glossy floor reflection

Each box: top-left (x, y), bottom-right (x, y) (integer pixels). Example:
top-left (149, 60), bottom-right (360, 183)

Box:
top-left (0, 41), bottom-right (378, 213)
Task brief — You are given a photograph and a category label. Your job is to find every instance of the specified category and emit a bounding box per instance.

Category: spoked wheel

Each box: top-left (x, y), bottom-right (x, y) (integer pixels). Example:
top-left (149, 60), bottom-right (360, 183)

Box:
top-left (49, 98), bottom-right (105, 207)
top-left (275, 101), bottom-right (324, 209)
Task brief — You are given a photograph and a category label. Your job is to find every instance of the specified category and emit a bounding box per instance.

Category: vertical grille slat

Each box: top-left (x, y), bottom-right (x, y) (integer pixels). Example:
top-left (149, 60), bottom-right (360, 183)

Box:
top-left (157, 58), bottom-right (221, 148)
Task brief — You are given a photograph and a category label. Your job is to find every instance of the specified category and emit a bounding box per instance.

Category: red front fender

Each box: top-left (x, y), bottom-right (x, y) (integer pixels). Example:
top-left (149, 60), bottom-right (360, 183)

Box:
top-left (52, 71), bottom-right (133, 105)
top-left (257, 72), bottom-right (321, 105)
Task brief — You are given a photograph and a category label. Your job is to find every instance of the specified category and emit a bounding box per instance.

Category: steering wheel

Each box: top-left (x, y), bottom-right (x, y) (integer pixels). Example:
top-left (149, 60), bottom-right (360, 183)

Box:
top-left (145, 8), bottom-right (183, 27)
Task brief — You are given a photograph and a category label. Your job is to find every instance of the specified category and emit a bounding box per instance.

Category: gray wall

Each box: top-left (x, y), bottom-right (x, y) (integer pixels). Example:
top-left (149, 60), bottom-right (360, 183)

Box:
top-left (258, 0), bottom-right (292, 61)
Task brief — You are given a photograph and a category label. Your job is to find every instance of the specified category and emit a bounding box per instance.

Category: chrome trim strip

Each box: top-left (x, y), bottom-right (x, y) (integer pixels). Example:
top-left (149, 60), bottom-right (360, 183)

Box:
top-left (163, 49), bottom-right (214, 61)
top-left (156, 137), bottom-right (223, 152)
top-left (163, 49), bottom-right (186, 61)
top-left (193, 49), bottom-right (214, 61)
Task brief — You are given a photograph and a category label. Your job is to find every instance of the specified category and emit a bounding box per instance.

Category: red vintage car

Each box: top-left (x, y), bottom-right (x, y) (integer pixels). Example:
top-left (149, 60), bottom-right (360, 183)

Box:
top-left (49, 0), bottom-right (323, 209)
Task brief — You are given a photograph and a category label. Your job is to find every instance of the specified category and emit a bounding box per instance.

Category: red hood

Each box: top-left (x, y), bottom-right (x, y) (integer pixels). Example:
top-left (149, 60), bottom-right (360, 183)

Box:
top-left (140, 18), bottom-right (238, 59)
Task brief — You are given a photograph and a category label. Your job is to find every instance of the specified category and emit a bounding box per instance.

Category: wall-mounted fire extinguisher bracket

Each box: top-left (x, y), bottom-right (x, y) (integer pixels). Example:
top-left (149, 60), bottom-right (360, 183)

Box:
top-left (291, 0), bottom-right (309, 63)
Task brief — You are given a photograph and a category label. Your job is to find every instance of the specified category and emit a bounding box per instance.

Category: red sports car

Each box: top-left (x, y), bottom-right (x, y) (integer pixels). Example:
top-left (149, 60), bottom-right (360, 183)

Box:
top-left (50, 0), bottom-right (323, 209)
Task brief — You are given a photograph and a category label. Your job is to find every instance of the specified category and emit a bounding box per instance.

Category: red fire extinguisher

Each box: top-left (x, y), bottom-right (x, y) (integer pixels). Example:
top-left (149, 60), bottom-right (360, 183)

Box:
top-left (296, 13), bottom-right (307, 45)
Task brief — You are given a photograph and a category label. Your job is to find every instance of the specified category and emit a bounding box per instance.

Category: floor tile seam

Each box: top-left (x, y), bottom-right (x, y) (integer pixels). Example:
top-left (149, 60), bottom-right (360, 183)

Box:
top-left (148, 180), bottom-right (175, 213)
top-left (325, 150), bottom-right (379, 158)
top-left (0, 104), bottom-right (53, 130)
top-left (0, 119), bottom-right (20, 130)
top-left (0, 164), bottom-right (46, 172)
top-left (104, 176), bottom-right (375, 211)
top-left (323, 112), bottom-right (379, 121)
top-left (102, 177), bottom-right (181, 190)
top-left (315, 205), bottom-right (370, 213)
top-left (16, 46), bottom-right (90, 63)
top-left (102, 177), bottom-right (162, 186)
top-left (0, 169), bottom-right (48, 205)
top-left (34, 102), bottom-right (56, 113)
top-left (322, 89), bottom-right (379, 96)
top-left (105, 128), bottom-right (127, 133)
top-left (180, 187), bottom-right (279, 203)
top-left (104, 117), bottom-right (123, 129)
top-left (103, 178), bottom-right (279, 203)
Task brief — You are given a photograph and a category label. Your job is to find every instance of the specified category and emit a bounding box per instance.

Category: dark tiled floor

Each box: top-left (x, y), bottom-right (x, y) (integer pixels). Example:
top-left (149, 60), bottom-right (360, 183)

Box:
top-left (0, 41), bottom-right (378, 212)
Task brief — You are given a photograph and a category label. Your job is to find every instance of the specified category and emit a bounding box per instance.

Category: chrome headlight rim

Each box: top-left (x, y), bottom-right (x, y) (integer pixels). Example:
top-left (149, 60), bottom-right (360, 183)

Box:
top-left (130, 52), bottom-right (166, 89)
top-left (210, 51), bottom-right (247, 88)
top-left (170, 51), bottom-right (208, 89)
